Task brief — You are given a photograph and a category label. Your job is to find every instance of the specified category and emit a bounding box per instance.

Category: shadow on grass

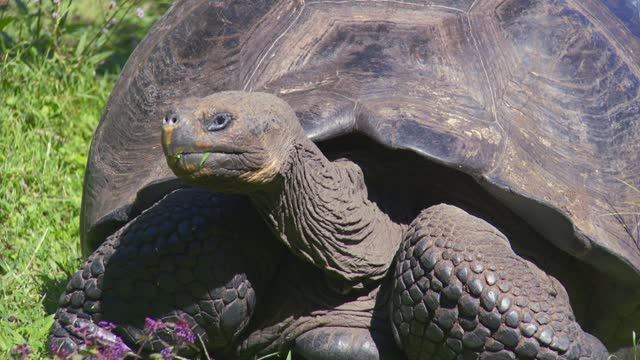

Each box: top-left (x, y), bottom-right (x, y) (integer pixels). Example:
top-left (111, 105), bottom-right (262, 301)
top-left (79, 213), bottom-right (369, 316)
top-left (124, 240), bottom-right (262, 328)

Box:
top-left (40, 274), bottom-right (71, 315)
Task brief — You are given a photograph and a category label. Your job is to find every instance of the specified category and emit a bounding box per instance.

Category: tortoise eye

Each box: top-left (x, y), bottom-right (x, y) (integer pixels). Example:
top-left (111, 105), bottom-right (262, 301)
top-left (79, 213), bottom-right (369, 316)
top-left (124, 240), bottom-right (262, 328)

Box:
top-left (207, 112), bottom-right (233, 131)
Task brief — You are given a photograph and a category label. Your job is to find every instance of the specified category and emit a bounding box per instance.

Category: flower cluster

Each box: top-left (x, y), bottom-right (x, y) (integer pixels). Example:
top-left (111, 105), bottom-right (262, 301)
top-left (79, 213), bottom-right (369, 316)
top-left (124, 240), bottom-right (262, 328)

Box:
top-left (52, 0), bottom-right (60, 19)
top-left (144, 317), bottom-right (166, 335)
top-left (49, 321), bottom-right (130, 360)
top-left (98, 321), bottom-right (117, 332)
top-left (142, 316), bottom-right (198, 359)
top-left (44, 315), bottom-right (202, 359)
top-left (173, 318), bottom-right (196, 345)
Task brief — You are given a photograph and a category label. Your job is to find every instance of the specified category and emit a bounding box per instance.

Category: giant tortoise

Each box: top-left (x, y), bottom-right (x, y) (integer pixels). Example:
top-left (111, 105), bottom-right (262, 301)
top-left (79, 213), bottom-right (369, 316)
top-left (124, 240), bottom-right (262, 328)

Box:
top-left (50, 0), bottom-right (640, 359)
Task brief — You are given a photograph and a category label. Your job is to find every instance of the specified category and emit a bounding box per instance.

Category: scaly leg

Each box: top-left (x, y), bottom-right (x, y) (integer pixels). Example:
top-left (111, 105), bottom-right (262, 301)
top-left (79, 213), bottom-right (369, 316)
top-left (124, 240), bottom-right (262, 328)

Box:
top-left (50, 189), bottom-right (282, 357)
top-left (391, 204), bottom-right (608, 360)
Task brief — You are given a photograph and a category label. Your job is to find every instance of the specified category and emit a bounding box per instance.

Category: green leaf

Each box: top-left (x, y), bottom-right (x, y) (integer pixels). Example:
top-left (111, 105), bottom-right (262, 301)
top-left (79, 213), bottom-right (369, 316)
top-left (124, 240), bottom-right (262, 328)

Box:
top-left (40, 105), bottom-right (50, 117)
top-left (0, 17), bottom-right (15, 32)
top-left (286, 351), bottom-right (293, 360)
top-left (256, 352), bottom-right (280, 360)
top-left (74, 32), bottom-right (88, 58)
top-left (198, 152), bottom-right (211, 169)
top-left (86, 50), bottom-right (113, 66)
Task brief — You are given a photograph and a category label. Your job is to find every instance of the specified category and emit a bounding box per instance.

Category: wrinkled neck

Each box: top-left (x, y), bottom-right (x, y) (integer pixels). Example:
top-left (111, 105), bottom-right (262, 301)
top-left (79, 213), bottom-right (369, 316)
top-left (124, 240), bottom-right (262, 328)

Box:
top-left (250, 139), bottom-right (404, 285)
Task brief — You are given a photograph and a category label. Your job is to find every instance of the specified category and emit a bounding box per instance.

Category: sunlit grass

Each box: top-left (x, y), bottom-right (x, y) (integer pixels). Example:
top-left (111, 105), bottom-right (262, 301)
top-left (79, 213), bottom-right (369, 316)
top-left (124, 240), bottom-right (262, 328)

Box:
top-left (0, 0), bottom-right (166, 357)
top-left (0, 49), bottom-right (112, 357)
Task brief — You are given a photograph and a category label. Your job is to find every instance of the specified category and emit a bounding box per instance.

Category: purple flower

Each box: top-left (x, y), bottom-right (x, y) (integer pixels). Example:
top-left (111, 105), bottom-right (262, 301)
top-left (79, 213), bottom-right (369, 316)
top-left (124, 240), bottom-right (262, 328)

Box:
top-left (74, 323), bottom-right (97, 348)
top-left (49, 342), bottom-right (71, 359)
top-left (135, 7), bottom-right (144, 18)
top-left (98, 337), bottom-right (130, 360)
top-left (109, 0), bottom-right (116, 9)
top-left (144, 317), bottom-right (165, 336)
top-left (11, 343), bottom-right (32, 360)
top-left (160, 347), bottom-right (175, 360)
top-left (173, 318), bottom-right (195, 344)
top-left (70, 320), bottom-right (131, 359)
top-left (53, 0), bottom-right (59, 4)
top-left (97, 321), bottom-right (117, 332)
top-left (52, 11), bottom-right (59, 19)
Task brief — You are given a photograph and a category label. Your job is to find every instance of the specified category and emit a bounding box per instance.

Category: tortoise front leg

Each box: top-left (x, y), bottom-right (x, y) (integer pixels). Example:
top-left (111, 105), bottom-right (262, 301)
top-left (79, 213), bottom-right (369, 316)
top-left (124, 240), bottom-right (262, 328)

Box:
top-left (50, 189), bottom-right (282, 357)
top-left (390, 204), bottom-right (608, 360)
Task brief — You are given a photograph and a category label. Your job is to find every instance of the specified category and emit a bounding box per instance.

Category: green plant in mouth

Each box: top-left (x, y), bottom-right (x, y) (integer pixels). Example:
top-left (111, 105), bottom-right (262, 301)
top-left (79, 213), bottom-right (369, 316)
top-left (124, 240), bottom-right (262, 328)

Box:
top-left (198, 153), bottom-right (211, 170)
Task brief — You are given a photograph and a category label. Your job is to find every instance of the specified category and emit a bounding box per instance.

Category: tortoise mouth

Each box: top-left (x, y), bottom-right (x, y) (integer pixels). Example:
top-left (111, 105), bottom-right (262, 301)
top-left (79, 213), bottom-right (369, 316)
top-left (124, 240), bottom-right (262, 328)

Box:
top-left (171, 150), bottom-right (244, 158)
top-left (168, 150), bottom-right (246, 176)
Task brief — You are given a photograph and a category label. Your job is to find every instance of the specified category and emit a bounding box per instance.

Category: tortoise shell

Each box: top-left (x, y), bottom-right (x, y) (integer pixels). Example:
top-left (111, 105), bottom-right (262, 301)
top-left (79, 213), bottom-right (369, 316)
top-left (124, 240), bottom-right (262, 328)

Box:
top-left (83, 0), bottom-right (640, 315)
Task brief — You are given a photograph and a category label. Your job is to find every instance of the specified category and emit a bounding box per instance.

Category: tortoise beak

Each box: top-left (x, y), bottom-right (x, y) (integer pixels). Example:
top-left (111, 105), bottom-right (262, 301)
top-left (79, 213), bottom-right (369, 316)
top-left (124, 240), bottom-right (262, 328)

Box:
top-left (161, 110), bottom-right (199, 158)
top-left (161, 111), bottom-right (207, 176)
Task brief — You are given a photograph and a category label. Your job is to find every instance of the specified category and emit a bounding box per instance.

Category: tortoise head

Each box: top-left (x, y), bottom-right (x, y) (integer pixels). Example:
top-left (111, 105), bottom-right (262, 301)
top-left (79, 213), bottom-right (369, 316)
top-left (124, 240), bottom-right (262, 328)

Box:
top-left (162, 91), bottom-right (304, 192)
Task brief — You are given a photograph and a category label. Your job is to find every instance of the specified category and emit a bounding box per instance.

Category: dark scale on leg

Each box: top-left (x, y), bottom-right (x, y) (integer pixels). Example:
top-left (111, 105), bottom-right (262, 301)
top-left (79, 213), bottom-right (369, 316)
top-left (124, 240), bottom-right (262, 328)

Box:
top-left (293, 327), bottom-right (404, 360)
top-left (50, 189), bottom-right (282, 356)
top-left (390, 204), bottom-right (608, 360)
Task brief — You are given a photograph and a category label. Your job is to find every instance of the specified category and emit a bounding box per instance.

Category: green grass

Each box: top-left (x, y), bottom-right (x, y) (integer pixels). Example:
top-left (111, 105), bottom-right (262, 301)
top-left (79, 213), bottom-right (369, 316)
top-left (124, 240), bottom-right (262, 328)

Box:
top-left (0, 1), bottom-right (170, 358)
top-left (0, 48), bottom-right (113, 358)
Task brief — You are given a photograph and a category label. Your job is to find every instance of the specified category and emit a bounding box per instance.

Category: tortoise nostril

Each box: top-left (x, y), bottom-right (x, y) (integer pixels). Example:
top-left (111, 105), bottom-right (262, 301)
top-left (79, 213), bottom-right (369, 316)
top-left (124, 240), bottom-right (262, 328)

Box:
top-left (164, 111), bottom-right (179, 125)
